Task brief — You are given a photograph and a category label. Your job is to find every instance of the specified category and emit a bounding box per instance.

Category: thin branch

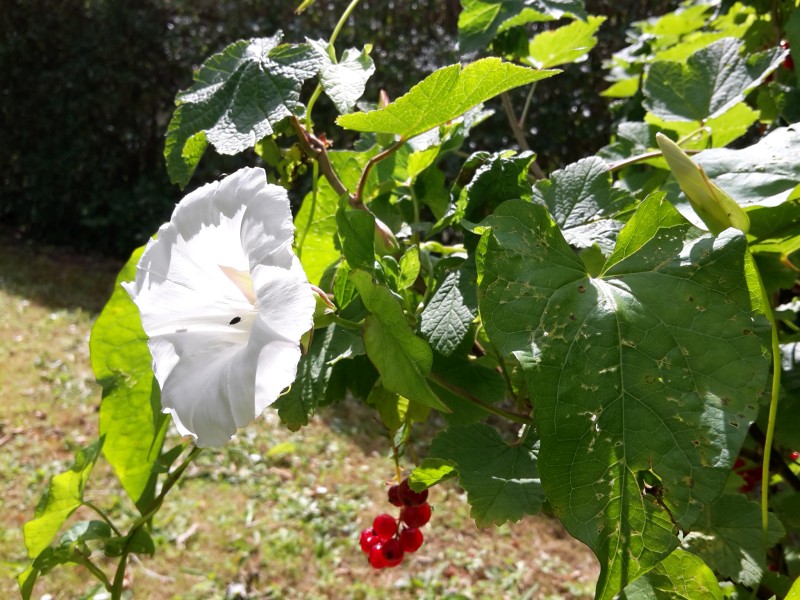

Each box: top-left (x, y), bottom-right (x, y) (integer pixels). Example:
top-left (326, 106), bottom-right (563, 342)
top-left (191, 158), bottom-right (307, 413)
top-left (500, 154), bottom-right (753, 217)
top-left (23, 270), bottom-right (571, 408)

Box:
top-left (427, 372), bottom-right (534, 425)
top-left (500, 92), bottom-right (546, 180)
top-left (354, 138), bottom-right (405, 206)
top-left (290, 116), bottom-right (354, 204)
top-left (519, 82), bottom-right (537, 129)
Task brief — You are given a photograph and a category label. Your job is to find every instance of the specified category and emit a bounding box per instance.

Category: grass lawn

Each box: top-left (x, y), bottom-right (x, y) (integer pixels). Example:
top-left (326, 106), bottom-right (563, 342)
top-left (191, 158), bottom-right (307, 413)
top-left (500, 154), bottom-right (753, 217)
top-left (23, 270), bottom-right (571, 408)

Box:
top-left (0, 231), bottom-right (598, 599)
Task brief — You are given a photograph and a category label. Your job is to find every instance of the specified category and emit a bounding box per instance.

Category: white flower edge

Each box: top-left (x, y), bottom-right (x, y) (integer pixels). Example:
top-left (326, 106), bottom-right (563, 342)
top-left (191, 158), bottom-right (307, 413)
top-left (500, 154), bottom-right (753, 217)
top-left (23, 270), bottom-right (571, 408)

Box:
top-left (123, 167), bottom-right (315, 447)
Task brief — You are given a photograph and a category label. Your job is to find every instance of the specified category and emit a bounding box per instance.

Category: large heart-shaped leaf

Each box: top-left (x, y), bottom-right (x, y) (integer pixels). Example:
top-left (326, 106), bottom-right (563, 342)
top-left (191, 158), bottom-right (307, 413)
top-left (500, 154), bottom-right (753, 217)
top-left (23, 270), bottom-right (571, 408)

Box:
top-left (165, 33), bottom-right (323, 187)
top-left (619, 548), bottom-right (722, 600)
top-left (478, 196), bottom-right (770, 599)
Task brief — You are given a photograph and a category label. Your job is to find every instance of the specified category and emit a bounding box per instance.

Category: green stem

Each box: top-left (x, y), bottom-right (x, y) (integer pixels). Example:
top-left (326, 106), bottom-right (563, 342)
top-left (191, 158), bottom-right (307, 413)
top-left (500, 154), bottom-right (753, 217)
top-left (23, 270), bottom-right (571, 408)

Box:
top-left (761, 311), bottom-right (781, 534)
top-left (305, 0), bottom-right (363, 126)
top-left (83, 500), bottom-right (122, 537)
top-left (355, 138), bottom-right (405, 205)
top-left (418, 241), bottom-right (466, 255)
top-left (296, 160), bottom-right (319, 258)
top-left (607, 148), bottom-right (701, 172)
top-left (110, 446), bottom-right (202, 600)
top-left (427, 372), bottom-right (534, 425)
top-left (74, 547), bottom-right (113, 591)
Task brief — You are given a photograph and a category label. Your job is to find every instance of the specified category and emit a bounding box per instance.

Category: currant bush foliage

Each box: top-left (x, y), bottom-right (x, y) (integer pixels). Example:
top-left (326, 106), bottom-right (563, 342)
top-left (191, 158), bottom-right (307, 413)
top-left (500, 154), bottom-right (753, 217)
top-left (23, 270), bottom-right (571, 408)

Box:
top-left (21, 0), bottom-right (800, 599)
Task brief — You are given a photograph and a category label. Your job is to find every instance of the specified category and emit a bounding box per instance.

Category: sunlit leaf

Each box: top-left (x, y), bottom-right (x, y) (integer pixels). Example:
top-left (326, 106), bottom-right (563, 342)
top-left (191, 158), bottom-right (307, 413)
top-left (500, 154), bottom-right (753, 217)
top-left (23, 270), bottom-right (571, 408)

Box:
top-left (337, 58), bottom-right (557, 140)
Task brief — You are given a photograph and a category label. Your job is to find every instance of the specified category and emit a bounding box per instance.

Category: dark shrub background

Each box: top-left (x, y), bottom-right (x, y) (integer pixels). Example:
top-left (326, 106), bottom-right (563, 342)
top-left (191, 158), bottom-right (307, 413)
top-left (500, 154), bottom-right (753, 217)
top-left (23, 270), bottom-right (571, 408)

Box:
top-left (0, 0), bottom-right (673, 256)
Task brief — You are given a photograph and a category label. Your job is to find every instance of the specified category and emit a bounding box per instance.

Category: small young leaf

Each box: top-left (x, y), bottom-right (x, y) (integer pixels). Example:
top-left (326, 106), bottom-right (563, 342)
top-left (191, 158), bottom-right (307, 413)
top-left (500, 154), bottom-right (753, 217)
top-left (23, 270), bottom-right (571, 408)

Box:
top-left (429, 424), bottom-right (544, 527)
top-left (420, 264), bottom-right (478, 356)
top-left (23, 438), bottom-right (104, 559)
top-left (337, 58), bottom-right (558, 140)
top-left (336, 206), bottom-right (376, 272)
top-left (398, 246), bottom-right (421, 290)
top-left (656, 132), bottom-right (749, 234)
top-left (350, 271), bottom-right (449, 412)
top-left (524, 15), bottom-right (606, 69)
top-left (308, 39), bottom-right (375, 114)
top-left (165, 34), bottom-right (323, 187)
top-left (409, 458), bottom-right (457, 489)
top-left (90, 247), bottom-right (167, 511)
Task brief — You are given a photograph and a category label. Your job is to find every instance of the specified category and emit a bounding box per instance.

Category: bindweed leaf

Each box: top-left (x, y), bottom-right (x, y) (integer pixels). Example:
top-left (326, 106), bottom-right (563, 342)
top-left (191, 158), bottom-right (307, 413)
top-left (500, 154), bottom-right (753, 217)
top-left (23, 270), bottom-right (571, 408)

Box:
top-left (429, 424), bottom-right (544, 527)
top-left (350, 271), bottom-right (449, 412)
top-left (656, 133), bottom-right (749, 234)
top-left (90, 247), bottom-right (167, 512)
top-left (165, 34), bottom-right (323, 187)
top-left (337, 58), bottom-right (557, 140)
top-left (22, 438), bottom-right (104, 560)
top-left (478, 197), bottom-right (770, 598)
top-left (619, 548), bottom-right (723, 600)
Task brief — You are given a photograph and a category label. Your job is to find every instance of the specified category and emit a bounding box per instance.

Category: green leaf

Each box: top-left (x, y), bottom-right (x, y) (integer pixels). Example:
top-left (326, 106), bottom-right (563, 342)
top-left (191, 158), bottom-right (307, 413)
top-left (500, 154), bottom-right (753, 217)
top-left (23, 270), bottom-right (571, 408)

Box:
top-left (350, 271), bottom-right (449, 412)
top-left (532, 156), bottom-right (633, 254)
top-left (524, 15), bottom-right (605, 69)
top-left (22, 438), bottom-right (104, 559)
top-left (461, 151), bottom-right (535, 227)
top-left (336, 206), bottom-right (375, 272)
top-left (308, 39), bottom-right (375, 114)
top-left (90, 247), bottom-right (167, 511)
top-left (18, 545), bottom-right (75, 599)
top-left (420, 263), bottom-right (478, 357)
top-left (409, 458), bottom-right (457, 488)
top-left (619, 548), bottom-right (723, 600)
top-left (336, 58), bottom-right (557, 140)
top-left (430, 356), bottom-right (507, 425)
top-left (165, 34), bottom-right (323, 187)
top-left (656, 133), bottom-right (749, 235)
top-left (59, 520), bottom-right (112, 545)
top-left (681, 494), bottom-right (786, 587)
top-left (458, 0), bottom-right (587, 53)
top-left (643, 38), bottom-right (784, 122)
top-left (478, 198), bottom-right (770, 599)
top-left (398, 246), bottom-right (421, 290)
top-left (274, 324), bottom-right (364, 430)
top-left (429, 424), bottom-right (544, 527)
top-left (295, 149), bottom-right (375, 284)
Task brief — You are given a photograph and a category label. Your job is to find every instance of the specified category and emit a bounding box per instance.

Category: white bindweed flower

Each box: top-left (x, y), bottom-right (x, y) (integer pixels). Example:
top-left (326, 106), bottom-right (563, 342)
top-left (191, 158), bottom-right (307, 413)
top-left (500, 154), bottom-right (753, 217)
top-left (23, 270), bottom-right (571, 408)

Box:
top-left (123, 167), bottom-right (315, 447)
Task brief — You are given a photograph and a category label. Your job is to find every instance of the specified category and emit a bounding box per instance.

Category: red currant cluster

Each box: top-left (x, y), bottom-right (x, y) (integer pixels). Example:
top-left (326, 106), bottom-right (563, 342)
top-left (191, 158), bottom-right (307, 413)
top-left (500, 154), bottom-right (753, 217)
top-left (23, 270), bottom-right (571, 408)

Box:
top-left (359, 478), bottom-right (432, 569)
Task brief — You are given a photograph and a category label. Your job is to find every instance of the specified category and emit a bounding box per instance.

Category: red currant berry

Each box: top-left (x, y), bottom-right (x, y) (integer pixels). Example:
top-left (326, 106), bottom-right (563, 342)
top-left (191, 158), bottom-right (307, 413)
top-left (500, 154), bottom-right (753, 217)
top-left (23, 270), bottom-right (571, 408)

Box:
top-left (400, 502), bottom-right (432, 528)
top-left (790, 450), bottom-right (799, 461)
top-left (398, 478), bottom-right (429, 506)
top-left (368, 543), bottom-right (388, 569)
top-left (360, 528), bottom-right (381, 554)
top-left (381, 538), bottom-right (405, 567)
top-left (373, 513), bottom-right (398, 540)
top-left (399, 527), bottom-right (424, 552)
top-left (387, 484), bottom-right (403, 507)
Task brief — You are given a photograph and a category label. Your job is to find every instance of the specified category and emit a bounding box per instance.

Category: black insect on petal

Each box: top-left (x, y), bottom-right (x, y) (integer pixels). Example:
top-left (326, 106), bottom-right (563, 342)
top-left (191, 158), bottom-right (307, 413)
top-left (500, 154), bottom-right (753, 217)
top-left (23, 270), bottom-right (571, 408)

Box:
top-left (229, 316), bottom-right (242, 325)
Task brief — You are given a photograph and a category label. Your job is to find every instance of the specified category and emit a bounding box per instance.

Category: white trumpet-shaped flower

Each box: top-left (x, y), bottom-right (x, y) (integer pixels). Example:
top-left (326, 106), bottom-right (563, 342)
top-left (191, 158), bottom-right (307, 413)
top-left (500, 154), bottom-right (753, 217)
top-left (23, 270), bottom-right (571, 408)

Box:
top-left (123, 167), bottom-right (315, 447)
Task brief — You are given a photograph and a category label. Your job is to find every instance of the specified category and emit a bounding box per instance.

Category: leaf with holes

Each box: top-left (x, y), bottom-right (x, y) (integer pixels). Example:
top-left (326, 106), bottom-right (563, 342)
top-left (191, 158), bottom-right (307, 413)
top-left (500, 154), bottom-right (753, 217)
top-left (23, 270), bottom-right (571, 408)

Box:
top-left (429, 424), bottom-right (544, 527)
top-left (478, 195), bottom-right (770, 599)
top-left (165, 33), bottom-right (323, 187)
